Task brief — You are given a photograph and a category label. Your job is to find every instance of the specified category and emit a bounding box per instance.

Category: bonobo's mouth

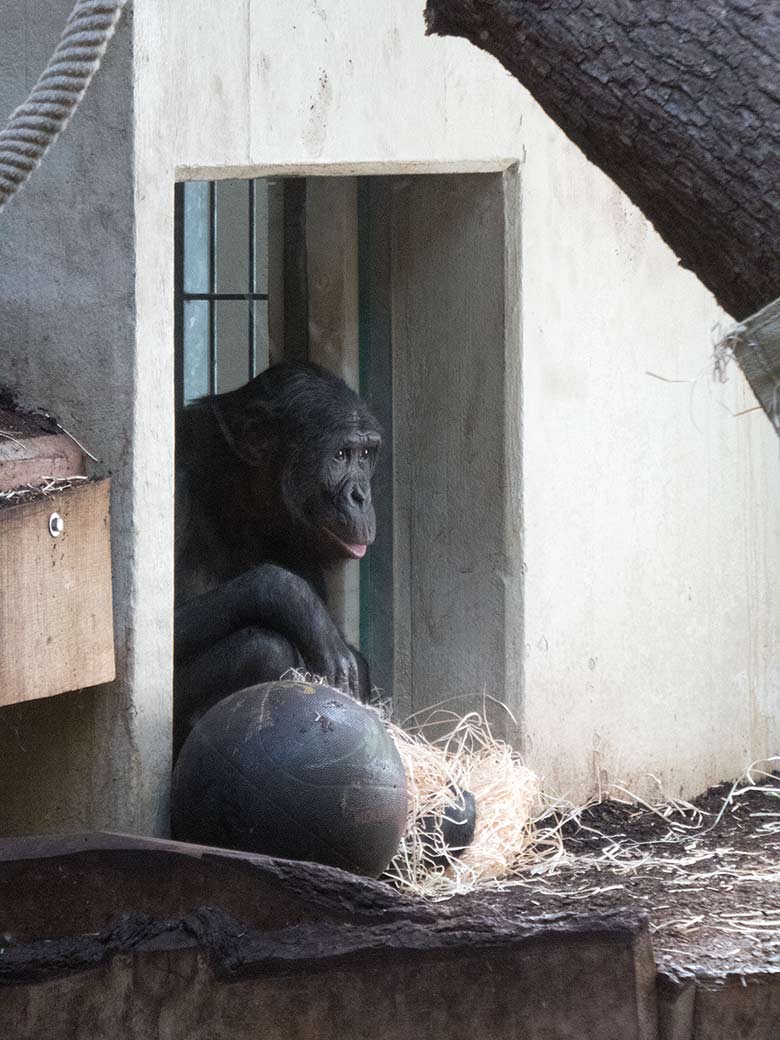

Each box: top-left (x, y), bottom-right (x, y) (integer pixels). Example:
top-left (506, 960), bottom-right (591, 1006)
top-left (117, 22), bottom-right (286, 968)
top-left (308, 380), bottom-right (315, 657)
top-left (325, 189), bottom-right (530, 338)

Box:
top-left (321, 527), bottom-right (370, 559)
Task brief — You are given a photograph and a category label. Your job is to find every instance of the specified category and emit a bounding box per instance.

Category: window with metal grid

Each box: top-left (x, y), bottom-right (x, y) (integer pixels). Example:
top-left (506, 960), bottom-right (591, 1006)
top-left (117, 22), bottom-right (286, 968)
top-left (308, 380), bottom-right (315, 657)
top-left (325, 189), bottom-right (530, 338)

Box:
top-left (174, 178), bottom-right (272, 407)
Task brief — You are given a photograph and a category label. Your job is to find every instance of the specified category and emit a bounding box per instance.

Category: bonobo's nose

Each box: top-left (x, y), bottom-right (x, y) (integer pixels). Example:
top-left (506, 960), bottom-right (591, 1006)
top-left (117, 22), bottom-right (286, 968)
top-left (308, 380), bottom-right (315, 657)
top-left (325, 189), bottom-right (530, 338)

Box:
top-left (349, 483), bottom-right (369, 508)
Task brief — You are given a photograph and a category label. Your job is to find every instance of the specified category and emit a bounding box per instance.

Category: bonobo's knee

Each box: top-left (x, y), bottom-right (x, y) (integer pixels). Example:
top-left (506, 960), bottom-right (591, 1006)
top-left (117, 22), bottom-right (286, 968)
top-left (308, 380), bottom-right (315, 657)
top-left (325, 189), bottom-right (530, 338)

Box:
top-left (233, 627), bottom-right (302, 683)
top-left (174, 627), bottom-right (304, 757)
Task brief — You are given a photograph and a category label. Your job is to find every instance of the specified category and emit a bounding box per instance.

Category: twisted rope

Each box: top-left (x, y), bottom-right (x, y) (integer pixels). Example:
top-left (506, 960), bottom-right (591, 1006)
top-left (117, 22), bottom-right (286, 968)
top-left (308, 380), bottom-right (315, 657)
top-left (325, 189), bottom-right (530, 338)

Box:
top-left (0, 0), bottom-right (128, 212)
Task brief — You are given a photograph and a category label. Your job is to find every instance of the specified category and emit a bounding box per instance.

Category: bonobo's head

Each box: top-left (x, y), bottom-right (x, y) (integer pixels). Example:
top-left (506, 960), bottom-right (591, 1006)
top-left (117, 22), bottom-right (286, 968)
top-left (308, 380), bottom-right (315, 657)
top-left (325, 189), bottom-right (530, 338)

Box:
top-left (215, 362), bottom-right (381, 563)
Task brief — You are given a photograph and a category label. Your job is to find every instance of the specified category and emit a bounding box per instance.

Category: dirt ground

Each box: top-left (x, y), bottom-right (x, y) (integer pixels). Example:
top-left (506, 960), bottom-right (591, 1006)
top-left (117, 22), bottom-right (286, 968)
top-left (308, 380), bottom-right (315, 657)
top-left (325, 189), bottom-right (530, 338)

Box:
top-left (456, 775), bottom-right (780, 979)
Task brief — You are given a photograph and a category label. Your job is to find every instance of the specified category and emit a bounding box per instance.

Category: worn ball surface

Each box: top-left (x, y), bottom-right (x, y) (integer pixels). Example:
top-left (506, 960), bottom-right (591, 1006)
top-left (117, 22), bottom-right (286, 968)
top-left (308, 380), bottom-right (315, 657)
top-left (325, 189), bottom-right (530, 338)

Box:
top-left (171, 680), bottom-right (408, 877)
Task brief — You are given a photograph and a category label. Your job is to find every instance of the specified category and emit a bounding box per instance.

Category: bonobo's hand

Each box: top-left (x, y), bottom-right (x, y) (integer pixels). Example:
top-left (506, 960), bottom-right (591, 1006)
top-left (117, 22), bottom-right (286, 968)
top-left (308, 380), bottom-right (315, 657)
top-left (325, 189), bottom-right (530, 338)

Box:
top-left (242, 563), bottom-right (358, 696)
top-left (302, 610), bottom-right (359, 698)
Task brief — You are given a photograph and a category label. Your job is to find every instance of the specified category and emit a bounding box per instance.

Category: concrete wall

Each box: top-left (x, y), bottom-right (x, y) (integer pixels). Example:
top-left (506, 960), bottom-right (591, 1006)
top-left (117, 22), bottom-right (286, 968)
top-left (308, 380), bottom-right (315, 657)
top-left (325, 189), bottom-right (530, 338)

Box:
top-left (0, 0), bottom-right (777, 832)
top-left (0, 2), bottom-right (171, 836)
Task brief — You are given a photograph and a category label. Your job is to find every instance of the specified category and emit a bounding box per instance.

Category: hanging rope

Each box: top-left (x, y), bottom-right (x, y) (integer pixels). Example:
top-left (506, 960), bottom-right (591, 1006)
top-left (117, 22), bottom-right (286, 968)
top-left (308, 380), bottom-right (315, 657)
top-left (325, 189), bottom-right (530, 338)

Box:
top-left (0, 0), bottom-right (128, 212)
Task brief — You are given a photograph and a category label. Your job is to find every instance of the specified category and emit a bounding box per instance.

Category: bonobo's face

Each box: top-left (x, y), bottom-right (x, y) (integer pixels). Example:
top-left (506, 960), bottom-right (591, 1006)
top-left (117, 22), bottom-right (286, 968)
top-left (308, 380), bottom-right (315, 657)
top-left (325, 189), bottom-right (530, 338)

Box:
top-left (289, 421), bottom-right (381, 562)
top-left (229, 361), bottom-right (382, 565)
top-left (319, 424), bottom-right (381, 559)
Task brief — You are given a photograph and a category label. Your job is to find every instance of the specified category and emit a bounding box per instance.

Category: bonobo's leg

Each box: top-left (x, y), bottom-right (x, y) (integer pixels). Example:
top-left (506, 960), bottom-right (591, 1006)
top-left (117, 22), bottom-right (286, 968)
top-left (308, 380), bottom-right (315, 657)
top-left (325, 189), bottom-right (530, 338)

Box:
top-left (174, 627), bottom-right (302, 756)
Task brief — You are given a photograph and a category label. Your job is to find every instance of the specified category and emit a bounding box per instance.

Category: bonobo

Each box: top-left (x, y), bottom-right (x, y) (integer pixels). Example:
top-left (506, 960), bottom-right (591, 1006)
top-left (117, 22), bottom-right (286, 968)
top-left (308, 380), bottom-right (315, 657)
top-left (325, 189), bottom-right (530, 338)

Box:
top-left (174, 361), bottom-right (380, 752)
top-left (174, 361), bottom-right (477, 864)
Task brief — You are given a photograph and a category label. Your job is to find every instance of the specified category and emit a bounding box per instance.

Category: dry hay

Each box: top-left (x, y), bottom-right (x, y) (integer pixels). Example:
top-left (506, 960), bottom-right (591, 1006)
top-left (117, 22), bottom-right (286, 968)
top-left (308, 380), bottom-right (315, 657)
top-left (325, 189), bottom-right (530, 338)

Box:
top-left (382, 733), bottom-right (780, 973)
top-left (281, 670), bottom-right (566, 897)
top-left (383, 724), bottom-right (780, 924)
top-left (382, 710), bottom-right (567, 898)
top-left (279, 667), bottom-right (780, 948)
top-left (0, 474), bottom-right (89, 508)
top-left (498, 760), bottom-right (780, 975)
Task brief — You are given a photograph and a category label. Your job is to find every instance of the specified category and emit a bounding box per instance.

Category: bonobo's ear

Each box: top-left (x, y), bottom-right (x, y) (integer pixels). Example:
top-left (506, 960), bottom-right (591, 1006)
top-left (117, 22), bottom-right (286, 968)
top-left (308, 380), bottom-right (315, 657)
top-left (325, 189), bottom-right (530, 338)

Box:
top-left (230, 400), bottom-right (276, 467)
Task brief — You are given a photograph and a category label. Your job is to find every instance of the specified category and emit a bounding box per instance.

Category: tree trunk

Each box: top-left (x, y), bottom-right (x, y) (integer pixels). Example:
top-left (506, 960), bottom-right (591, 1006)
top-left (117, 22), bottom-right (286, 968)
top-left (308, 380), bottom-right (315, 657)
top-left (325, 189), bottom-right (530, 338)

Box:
top-left (425, 0), bottom-right (780, 322)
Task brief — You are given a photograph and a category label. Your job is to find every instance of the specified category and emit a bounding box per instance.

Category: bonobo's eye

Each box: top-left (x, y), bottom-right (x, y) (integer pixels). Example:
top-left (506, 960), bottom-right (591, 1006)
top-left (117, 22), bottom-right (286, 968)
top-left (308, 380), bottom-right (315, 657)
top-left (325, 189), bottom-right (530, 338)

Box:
top-left (360, 448), bottom-right (370, 460)
top-left (335, 448), bottom-right (346, 462)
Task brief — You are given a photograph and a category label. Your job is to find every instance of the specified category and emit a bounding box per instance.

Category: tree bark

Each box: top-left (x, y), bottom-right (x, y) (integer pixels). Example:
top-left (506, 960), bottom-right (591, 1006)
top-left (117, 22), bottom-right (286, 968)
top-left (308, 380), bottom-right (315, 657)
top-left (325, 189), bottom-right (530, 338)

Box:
top-left (425, 0), bottom-right (780, 321)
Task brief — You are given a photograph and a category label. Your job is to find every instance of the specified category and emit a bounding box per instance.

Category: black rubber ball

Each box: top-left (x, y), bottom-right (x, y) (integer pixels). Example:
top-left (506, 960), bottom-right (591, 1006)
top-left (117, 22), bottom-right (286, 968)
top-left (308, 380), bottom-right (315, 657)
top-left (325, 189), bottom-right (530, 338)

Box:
top-left (171, 680), bottom-right (408, 877)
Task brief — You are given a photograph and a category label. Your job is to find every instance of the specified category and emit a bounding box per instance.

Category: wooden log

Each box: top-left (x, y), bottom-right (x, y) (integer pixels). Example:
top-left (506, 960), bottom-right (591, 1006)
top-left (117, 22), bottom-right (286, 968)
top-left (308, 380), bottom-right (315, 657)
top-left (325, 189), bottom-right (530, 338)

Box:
top-left (0, 833), bottom-right (659, 1040)
top-left (425, 0), bottom-right (780, 322)
top-left (692, 975), bottom-right (780, 1040)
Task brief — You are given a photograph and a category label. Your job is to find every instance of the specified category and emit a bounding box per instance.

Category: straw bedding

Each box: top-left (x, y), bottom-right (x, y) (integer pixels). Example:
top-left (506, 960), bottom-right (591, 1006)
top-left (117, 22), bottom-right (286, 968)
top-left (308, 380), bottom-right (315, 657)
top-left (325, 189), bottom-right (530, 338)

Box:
top-left (282, 670), bottom-right (780, 975)
top-left (383, 712), bottom-right (566, 897)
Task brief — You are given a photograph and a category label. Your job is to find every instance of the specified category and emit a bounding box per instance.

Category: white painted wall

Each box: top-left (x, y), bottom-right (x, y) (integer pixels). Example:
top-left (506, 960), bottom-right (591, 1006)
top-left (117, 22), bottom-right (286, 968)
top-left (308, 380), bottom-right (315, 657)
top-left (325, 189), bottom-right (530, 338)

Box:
top-left (520, 109), bottom-right (780, 800)
top-left (0, 0), bottom-right (776, 834)
top-left (135, 0), bottom-right (780, 804)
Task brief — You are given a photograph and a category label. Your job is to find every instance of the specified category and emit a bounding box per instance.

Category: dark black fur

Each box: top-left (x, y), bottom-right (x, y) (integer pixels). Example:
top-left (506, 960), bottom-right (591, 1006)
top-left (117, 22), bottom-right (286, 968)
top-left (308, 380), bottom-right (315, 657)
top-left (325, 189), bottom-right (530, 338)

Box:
top-left (174, 362), bottom-right (380, 753)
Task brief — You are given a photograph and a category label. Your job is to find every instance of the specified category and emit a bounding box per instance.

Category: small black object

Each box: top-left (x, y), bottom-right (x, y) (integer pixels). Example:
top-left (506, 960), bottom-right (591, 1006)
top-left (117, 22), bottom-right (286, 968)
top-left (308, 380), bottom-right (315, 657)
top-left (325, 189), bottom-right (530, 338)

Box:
top-left (420, 785), bottom-right (478, 868)
top-left (171, 680), bottom-right (408, 878)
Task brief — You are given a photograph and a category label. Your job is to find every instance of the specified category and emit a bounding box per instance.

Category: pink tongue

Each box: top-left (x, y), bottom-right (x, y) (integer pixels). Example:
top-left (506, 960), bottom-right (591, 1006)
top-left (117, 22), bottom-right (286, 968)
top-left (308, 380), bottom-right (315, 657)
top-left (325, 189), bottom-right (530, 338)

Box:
top-left (349, 543), bottom-right (368, 559)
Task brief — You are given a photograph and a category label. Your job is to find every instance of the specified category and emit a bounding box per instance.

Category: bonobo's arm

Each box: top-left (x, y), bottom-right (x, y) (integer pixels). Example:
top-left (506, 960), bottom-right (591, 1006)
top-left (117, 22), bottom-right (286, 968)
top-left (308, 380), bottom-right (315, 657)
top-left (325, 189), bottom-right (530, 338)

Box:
top-left (174, 563), bottom-right (359, 694)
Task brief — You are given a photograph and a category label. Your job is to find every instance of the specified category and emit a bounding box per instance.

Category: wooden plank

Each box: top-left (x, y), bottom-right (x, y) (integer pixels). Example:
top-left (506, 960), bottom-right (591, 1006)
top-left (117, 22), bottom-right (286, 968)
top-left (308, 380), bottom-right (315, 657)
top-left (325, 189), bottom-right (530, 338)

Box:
top-left (0, 917), bottom-right (659, 1040)
top-left (0, 432), bottom-right (84, 490)
top-left (0, 480), bottom-right (115, 705)
top-left (656, 974), bottom-right (695, 1040)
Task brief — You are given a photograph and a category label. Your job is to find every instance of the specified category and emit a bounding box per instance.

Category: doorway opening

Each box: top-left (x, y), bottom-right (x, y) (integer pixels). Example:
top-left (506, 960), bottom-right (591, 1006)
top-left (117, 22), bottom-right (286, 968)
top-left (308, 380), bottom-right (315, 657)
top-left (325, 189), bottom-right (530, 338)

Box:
top-left (174, 167), bottom-right (522, 739)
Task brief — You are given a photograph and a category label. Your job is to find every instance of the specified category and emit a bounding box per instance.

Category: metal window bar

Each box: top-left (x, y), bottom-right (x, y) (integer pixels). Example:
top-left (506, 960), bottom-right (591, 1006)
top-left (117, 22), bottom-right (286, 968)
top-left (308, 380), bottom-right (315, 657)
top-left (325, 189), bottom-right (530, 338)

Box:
top-left (208, 180), bottom-right (216, 394)
top-left (174, 183), bottom-right (185, 413)
top-left (248, 178), bottom-right (256, 381)
top-left (174, 179), bottom-right (269, 407)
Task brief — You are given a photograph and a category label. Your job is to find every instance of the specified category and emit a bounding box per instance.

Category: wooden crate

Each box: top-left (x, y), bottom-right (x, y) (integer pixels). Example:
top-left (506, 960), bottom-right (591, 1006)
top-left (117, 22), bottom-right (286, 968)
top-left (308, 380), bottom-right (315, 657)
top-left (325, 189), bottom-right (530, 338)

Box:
top-left (0, 479), bottom-right (115, 706)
